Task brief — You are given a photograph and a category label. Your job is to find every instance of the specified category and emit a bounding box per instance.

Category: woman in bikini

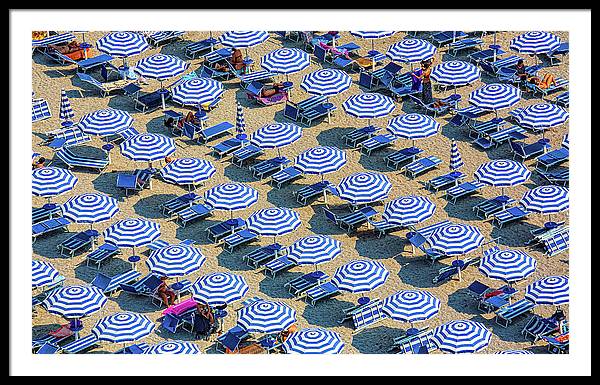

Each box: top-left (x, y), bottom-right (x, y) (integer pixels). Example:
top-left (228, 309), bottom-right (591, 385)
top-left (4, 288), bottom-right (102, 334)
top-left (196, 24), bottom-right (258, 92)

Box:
top-left (528, 73), bottom-right (557, 89)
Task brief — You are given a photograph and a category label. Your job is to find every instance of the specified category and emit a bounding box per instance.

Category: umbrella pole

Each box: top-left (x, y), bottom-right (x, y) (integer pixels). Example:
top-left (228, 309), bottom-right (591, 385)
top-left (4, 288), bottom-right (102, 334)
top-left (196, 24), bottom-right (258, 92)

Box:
top-left (160, 80), bottom-right (166, 110)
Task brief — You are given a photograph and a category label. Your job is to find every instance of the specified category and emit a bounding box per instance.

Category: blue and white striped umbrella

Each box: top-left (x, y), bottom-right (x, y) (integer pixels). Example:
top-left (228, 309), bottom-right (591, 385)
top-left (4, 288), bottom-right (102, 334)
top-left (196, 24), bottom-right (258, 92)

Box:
top-left (295, 146), bottom-right (347, 176)
top-left (496, 350), bottom-right (534, 354)
top-left (382, 290), bottom-right (441, 324)
top-left (382, 196), bottom-right (436, 226)
top-left (32, 260), bottom-right (60, 288)
top-left (235, 101), bottom-right (247, 139)
top-left (431, 320), bottom-right (492, 354)
top-left (160, 158), bottom-right (216, 186)
top-left (475, 160), bottom-right (531, 188)
top-left (59, 89), bottom-right (74, 124)
top-left (144, 341), bottom-right (202, 354)
top-left (261, 48), bottom-right (310, 75)
top-left (350, 31), bottom-right (396, 39)
top-left (134, 54), bottom-right (189, 81)
top-left (387, 113), bottom-right (440, 143)
top-left (61, 193), bottom-right (119, 225)
top-left (92, 312), bottom-right (155, 343)
top-left (78, 108), bottom-right (134, 136)
top-left (237, 300), bottom-right (297, 334)
top-left (510, 31), bottom-right (561, 55)
top-left (428, 223), bottom-right (485, 256)
top-left (192, 272), bottom-right (249, 306)
top-left (250, 123), bottom-right (302, 153)
top-left (332, 259), bottom-right (389, 293)
top-left (479, 249), bottom-right (537, 283)
top-left (103, 218), bottom-right (161, 250)
top-left (287, 236), bottom-right (341, 266)
top-left (246, 207), bottom-right (301, 238)
top-left (431, 60), bottom-right (480, 87)
top-left (301, 69), bottom-right (352, 96)
top-left (219, 31), bottom-right (269, 48)
top-left (515, 103), bottom-right (569, 131)
top-left (147, 244), bottom-right (206, 278)
top-left (450, 140), bottom-right (464, 170)
top-left (32, 167), bottom-right (77, 198)
top-left (282, 328), bottom-right (345, 354)
top-left (203, 183), bottom-right (259, 212)
top-left (525, 275), bottom-right (569, 306)
top-left (43, 285), bottom-right (107, 319)
top-left (96, 32), bottom-right (149, 59)
top-left (336, 172), bottom-right (392, 205)
top-left (120, 133), bottom-right (176, 162)
top-left (386, 39), bottom-right (437, 63)
top-left (562, 133), bottom-right (569, 149)
top-left (172, 77), bottom-right (224, 107)
top-left (342, 93), bottom-right (396, 121)
top-left (469, 83), bottom-right (521, 112)
top-left (521, 186), bottom-right (569, 215)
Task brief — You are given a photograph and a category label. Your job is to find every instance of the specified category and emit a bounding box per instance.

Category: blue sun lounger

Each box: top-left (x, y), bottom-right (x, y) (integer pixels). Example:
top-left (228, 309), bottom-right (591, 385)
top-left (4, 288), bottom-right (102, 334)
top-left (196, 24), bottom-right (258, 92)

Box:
top-left (536, 147), bottom-right (569, 171)
top-left (473, 195), bottom-right (516, 219)
top-left (263, 255), bottom-right (296, 279)
top-left (524, 77), bottom-right (569, 99)
top-left (510, 140), bottom-right (551, 161)
top-left (160, 193), bottom-right (202, 217)
top-left (85, 243), bottom-right (121, 269)
top-left (429, 31), bottom-right (467, 47)
top-left (293, 181), bottom-right (333, 205)
top-left (286, 271), bottom-right (329, 298)
top-left (223, 229), bottom-right (259, 253)
top-left (270, 166), bottom-right (303, 189)
top-left (408, 94), bottom-right (456, 117)
top-left (211, 138), bottom-right (249, 159)
top-left (344, 125), bottom-right (382, 148)
top-left (46, 127), bottom-right (92, 150)
top-left (243, 243), bottom-right (283, 268)
top-left (542, 230), bottom-right (569, 257)
top-left (553, 91), bottom-right (569, 108)
top-left (402, 156), bottom-right (443, 178)
top-left (61, 334), bottom-right (100, 354)
top-left (185, 37), bottom-right (219, 59)
top-left (448, 37), bottom-right (484, 56)
top-left (468, 47), bottom-right (506, 63)
top-left (349, 299), bottom-right (387, 332)
top-left (542, 42), bottom-right (569, 66)
top-left (215, 325), bottom-right (252, 353)
top-left (57, 230), bottom-right (99, 257)
top-left (47, 51), bottom-right (113, 72)
top-left (391, 328), bottom-right (436, 354)
top-left (490, 206), bottom-right (531, 228)
top-left (304, 281), bottom-right (341, 306)
top-left (495, 299), bottom-right (536, 327)
top-left (367, 218), bottom-right (404, 238)
top-left (359, 133), bottom-right (398, 155)
top-left (473, 125), bottom-right (528, 150)
top-left (161, 310), bottom-right (196, 334)
top-left (194, 121), bottom-right (234, 144)
top-left (76, 72), bottom-right (131, 97)
top-left (32, 32), bottom-right (76, 53)
top-left (55, 147), bottom-right (110, 172)
top-left (432, 256), bottom-right (481, 284)
top-left (231, 144), bottom-right (264, 168)
top-left (251, 157), bottom-right (290, 179)
top-left (405, 224), bottom-right (448, 264)
top-left (536, 168), bottom-right (569, 186)
top-left (444, 180), bottom-right (485, 204)
top-left (119, 274), bottom-right (163, 297)
top-left (32, 217), bottom-right (71, 242)
top-left (468, 117), bottom-right (505, 139)
top-left (115, 343), bottom-right (150, 354)
top-left (134, 89), bottom-right (171, 113)
top-left (449, 105), bottom-right (489, 127)
top-left (32, 99), bottom-right (52, 123)
top-left (543, 334), bottom-right (569, 354)
top-left (424, 171), bottom-right (466, 192)
top-left (32, 204), bottom-right (62, 225)
top-left (116, 169), bottom-right (153, 197)
top-left (522, 313), bottom-right (564, 342)
top-left (238, 70), bottom-right (277, 88)
top-left (206, 218), bottom-right (246, 243)
top-left (91, 269), bottom-right (141, 296)
top-left (385, 146), bottom-right (424, 170)
top-left (176, 203), bottom-right (214, 227)
top-left (146, 31), bottom-right (185, 47)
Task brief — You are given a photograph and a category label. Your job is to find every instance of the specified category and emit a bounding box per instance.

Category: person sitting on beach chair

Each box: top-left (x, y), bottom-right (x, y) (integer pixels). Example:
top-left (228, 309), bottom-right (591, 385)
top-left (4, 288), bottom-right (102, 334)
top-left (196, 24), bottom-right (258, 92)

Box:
top-left (32, 157), bottom-right (46, 170)
top-left (169, 111), bottom-right (204, 131)
top-left (214, 48), bottom-right (246, 73)
top-left (157, 276), bottom-right (176, 307)
top-left (527, 72), bottom-right (557, 89)
top-left (260, 82), bottom-right (285, 98)
top-left (193, 303), bottom-right (216, 340)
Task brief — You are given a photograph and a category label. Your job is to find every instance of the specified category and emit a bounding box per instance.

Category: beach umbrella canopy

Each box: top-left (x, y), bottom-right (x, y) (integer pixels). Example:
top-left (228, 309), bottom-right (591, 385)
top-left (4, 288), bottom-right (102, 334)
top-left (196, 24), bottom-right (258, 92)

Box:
top-left (237, 300), bottom-right (297, 334)
top-left (246, 207), bottom-right (301, 238)
top-left (474, 160), bottom-right (531, 188)
top-left (515, 103), bottom-right (569, 131)
top-left (59, 89), bottom-right (74, 125)
top-left (192, 272), bottom-right (249, 307)
top-left (387, 113), bottom-right (440, 142)
top-left (562, 133), bottom-right (569, 149)
top-left (479, 249), bottom-right (537, 283)
top-left (496, 350), bottom-right (534, 354)
top-left (332, 259), bottom-right (389, 293)
top-left (78, 108), bottom-right (134, 136)
top-left (134, 54), bottom-right (188, 81)
top-left (525, 275), bottom-right (569, 306)
top-left (342, 93), bottom-right (396, 121)
top-left (120, 133), bottom-right (176, 162)
top-left (219, 31), bottom-right (269, 48)
top-left (295, 146), bottom-right (346, 176)
top-left (203, 183), bottom-right (258, 212)
top-left (431, 320), bottom-right (492, 354)
top-left (521, 186), bottom-right (569, 215)
top-left (286, 235), bottom-right (341, 266)
top-left (171, 77), bottom-right (224, 107)
top-left (92, 312), bottom-right (155, 344)
top-left (61, 193), bottom-right (119, 225)
top-left (431, 60), bottom-right (480, 87)
top-left (386, 39), bottom-right (436, 63)
top-left (235, 101), bottom-right (247, 139)
top-left (103, 218), bottom-right (161, 250)
top-left (336, 172), bottom-right (392, 205)
top-left (32, 167), bottom-right (77, 198)
top-left (96, 32), bottom-right (149, 58)
top-left (160, 158), bottom-right (216, 186)
top-left (301, 69), bottom-right (352, 96)
top-left (450, 140), bottom-right (464, 170)
top-left (428, 223), bottom-right (485, 256)
top-left (147, 244), bottom-right (206, 278)
top-left (382, 290), bottom-right (441, 324)
top-left (350, 31), bottom-right (396, 39)
top-left (382, 196), bottom-right (436, 226)
top-left (261, 48), bottom-right (310, 75)
top-left (43, 285), bottom-right (107, 319)
top-left (282, 328), bottom-right (345, 354)
top-left (250, 123), bottom-right (302, 150)
top-left (469, 83), bottom-right (521, 112)
top-left (32, 260), bottom-right (60, 288)
top-left (510, 31), bottom-right (561, 55)
top-left (144, 341), bottom-right (202, 354)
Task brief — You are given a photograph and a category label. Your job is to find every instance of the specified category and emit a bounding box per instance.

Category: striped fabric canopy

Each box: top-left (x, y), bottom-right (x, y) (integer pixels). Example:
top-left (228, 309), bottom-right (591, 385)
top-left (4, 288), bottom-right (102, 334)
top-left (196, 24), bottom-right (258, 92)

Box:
top-left (521, 186), bottom-right (569, 214)
top-left (147, 244), bottom-right (206, 278)
top-left (203, 183), bottom-right (259, 212)
top-left (479, 249), bottom-right (537, 283)
top-left (431, 320), bottom-right (492, 354)
top-left (282, 328), bottom-right (345, 354)
top-left (59, 89), bottom-right (74, 123)
top-left (387, 113), bottom-right (440, 139)
top-left (43, 285), bottom-right (107, 319)
top-left (450, 140), bottom-right (464, 170)
top-left (386, 39), bottom-right (437, 63)
top-left (382, 290), bottom-right (441, 323)
top-left (250, 123), bottom-right (302, 149)
top-left (295, 146), bottom-right (346, 175)
top-left (237, 300), bottom-right (297, 334)
top-left (428, 223), bottom-right (485, 256)
top-left (219, 31), bottom-right (269, 48)
top-left (431, 60), bottom-right (480, 86)
top-left (336, 172), bottom-right (392, 205)
top-left (350, 31), bottom-right (396, 39)
top-left (382, 196), bottom-right (436, 226)
top-left (342, 93), bottom-right (396, 119)
top-left (475, 160), bottom-right (531, 187)
top-left (301, 69), bottom-right (352, 96)
top-left (78, 108), bottom-right (134, 136)
top-left (120, 133), bottom-right (176, 162)
top-left (92, 312), bottom-right (155, 343)
top-left (562, 133), bottom-right (569, 149)
top-left (469, 83), bottom-right (521, 111)
top-left (160, 158), bottom-right (216, 186)
top-left (525, 275), bottom-right (569, 305)
top-left (32, 260), bottom-right (60, 288)
top-left (32, 167), bottom-right (77, 197)
top-left (510, 31), bottom-right (561, 54)
top-left (286, 236), bottom-right (341, 266)
top-left (103, 218), bottom-right (161, 249)
top-left (192, 272), bottom-right (249, 306)
top-left (261, 48), bottom-right (310, 74)
top-left (246, 207), bottom-right (301, 237)
top-left (496, 350), bottom-right (534, 354)
top-left (96, 32), bottom-right (149, 58)
top-left (332, 259), bottom-right (389, 293)
top-left (61, 193), bottom-right (119, 224)
top-left (134, 54), bottom-right (189, 80)
top-left (144, 341), bottom-right (201, 354)
top-left (172, 78), bottom-right (224, 107)
top-left (515, 103), bottom-right (569, 130)
top-left (235, 101), bottom-right (246, 139)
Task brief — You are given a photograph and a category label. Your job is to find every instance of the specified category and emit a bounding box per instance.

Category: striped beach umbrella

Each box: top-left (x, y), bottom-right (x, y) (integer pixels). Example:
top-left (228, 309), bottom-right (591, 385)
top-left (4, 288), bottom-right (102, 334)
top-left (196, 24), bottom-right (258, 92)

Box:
top-left (160, 158), bottom-right (216, 188)
top-left (525, 275), bottom-right (569, 306)
top-left (103, 218), bottom-right (161, 254)
top-left (219, 31), bottom-right (269, 48)
top-left (496, 350), bottom-right (534, 354)
top-left (246, 207), bottom-right (301, 240)
top-left (475, 159), bottom-right (531, 194)
top-left (261, 48), bottom-right (310, 80)
top-left (92, 312), bottom-right (155, 344)
top-left (144, 341), bottom-right (202, 354)
top-left (479, 249), bottom-right (537, 284)
top-left (450, 140), bottom-right (464, 170)
top-left (235, 101), bottom-right (247, 140)
top-left (386, 39), bottom-right (436, 63)
top-left (43, 285), bottom-right (107, 319)
top-left (351, 31), bottom-right (396, 51)
top-left (431, 320), bottom-right (492, 354)
top-left (59, 89), bottom-right (74, 126)
top-left (295, 146), bottom-right (346, 177)
top-left (562, 133), bottom-right (569, 149)
top-left (382, 290), bottom-right (441, 326)
top-left (172, 77), bottom-right (224, 107)
top-left (287, 236), bottom-right (341, 267)
top-left (120, 133), bottom-right (176, 166)
top-left (469, 83), bottom-right (521, 116)
top-left (428, 223), bottom-right (485, 257)
top-left (61, 193), bottom-right (119, 228)
top-left (96, 32), bottom-right (149, 62)
top-left (147, 244), bottom-right (206, 278)
top-left (510, 31), bottom-right (561, 55)
top-left (342, 93), bottom-right (396, 126)
top-left (301, 69), bottom-right (352, 96)
top-left (332, 259), bottom-right (389, 294)
top-left (250, 122), bottom-right (302, 157)
top-left (192, 272), bottom-right (249, 307)
top-left (134, 54), bottom-right (188, 81)
top-left (431, 60), bottom-right (480, 88)
top-left (515, 103), bottom-right (569, 137)
top-left (387, 113), bottom-right (440, 146)
top-left (282, 328), bottom-right (345, 354)
top-left (521, 186), bottom-right (569, 219)
top-left (336, 172), bottom-right (392, 205)
top-left (78, 108), bottom-right (133, 137)
top-left (237, 300), bottom-right (297, 334)
top-left (382, 196), bottom-right (436, 226)
top-left (32, 167), bottom-right (77, 199)
top-left (203, 183), bottom-right (259, 215)
top-left (32, 260), bottom-right (60, 288)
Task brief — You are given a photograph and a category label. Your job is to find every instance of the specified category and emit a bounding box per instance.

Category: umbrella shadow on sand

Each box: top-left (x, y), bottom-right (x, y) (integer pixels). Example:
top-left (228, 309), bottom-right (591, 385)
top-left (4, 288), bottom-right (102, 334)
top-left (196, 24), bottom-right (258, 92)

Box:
top-left (396, 256), bottom-right (441, 289)
top-left (33, 231), bottom-right (75, 260)
top-left (223, 163), bottom-right (256, 184)
top-left (91, 171), bottom-right (120, 197)
top-left (112, 291), bottom-right (160, 314)
top-left (315, 126), bottom-right (349, 149)
top-left (175, 218), bottom-right (222, 247)
top-left (258, 272), bottom-right (302, 300)
top-left (306, 204), bottom-right (347, 236)
top-left (357, 151), bottom-right (393, 173)
top-left (351, 325), bottom-right (406, 354)
top-left (214, 248), bottom-right (253, 273)
top-left (301, 298), bottom-right (355, 328)
top-left (354, 234), bottom-right (406, 260)
top-left (446, 287), bottom-right (485, 316)
top-left (145, 116), bottom-right (168, 134)
top-left (133, 193), bottom-right (179, 219)
top-left (442, 200), bottom-right (482, 222)
top-left (266, 183), bottom-right (304, 209)
top-left (491, 222), bottom-right (538, 248)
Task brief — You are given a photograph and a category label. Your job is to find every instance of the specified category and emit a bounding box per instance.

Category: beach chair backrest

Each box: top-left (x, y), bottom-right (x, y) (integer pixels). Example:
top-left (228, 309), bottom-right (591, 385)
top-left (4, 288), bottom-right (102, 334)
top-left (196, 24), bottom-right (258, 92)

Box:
top-left (283, 103), bottom-right (299, 121)
top-left (314, 44), bottom-right (327, 62)
top-left (352, 300), bottom-right (386, 331)
top-left (358, 72), bottom-right (374, 90)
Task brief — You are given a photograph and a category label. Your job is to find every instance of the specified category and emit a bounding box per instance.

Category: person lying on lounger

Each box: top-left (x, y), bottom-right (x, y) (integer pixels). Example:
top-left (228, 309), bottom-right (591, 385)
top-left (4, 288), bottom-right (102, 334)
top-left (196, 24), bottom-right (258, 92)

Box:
top-left (32, 157), bottom-right (46, 170)
top-left (527, 73), bottom-right (557, 89)
top-left (213, 48), bottom-right (246, 72)
top-left (48, 40), bottom-right (82, 55)
top-left (157, 276), bottom-right (176, 307)
top-left (260, 83), bottom-right (285, 98)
